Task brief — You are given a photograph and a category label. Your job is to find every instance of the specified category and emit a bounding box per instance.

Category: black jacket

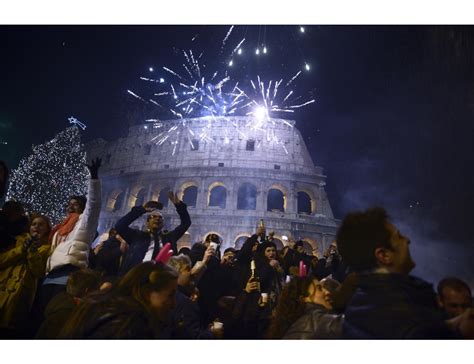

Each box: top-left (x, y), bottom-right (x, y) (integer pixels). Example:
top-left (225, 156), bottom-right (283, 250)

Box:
top-left (283, 303), bottom-right (343, 339)
top-left (115, 202), bottom-right (191, 275)
top-left (170, 288), bottom-right (214, 339)
top-left (343, 273), bottom-right (457, 339)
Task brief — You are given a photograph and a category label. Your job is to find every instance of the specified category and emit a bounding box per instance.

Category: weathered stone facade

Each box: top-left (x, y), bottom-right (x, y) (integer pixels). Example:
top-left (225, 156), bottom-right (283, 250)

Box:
top-left (85, 116), bottom-right (339, 252)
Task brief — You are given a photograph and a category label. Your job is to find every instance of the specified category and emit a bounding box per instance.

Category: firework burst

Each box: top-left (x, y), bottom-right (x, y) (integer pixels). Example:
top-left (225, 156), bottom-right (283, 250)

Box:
top-left (127, 26), bottom-right (316, 154)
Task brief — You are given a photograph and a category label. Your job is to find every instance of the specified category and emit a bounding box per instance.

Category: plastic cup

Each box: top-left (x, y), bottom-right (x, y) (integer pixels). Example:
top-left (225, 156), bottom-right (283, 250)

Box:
top-left (212, 321), bottom-right (224, 330)
top-left (261, 293), bottom-right (269, 303)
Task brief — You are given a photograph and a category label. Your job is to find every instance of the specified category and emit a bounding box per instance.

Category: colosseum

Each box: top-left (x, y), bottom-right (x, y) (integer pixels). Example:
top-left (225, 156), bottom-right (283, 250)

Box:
top-left (85, 116), bottom-right (339, 253)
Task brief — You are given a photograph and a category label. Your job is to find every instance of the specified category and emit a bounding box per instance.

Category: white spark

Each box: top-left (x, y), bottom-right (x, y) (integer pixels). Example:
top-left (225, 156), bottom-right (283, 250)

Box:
top-left (289, 99), bottom-right (316, 108)
top-left (220, 25), bottom-right (234, 53)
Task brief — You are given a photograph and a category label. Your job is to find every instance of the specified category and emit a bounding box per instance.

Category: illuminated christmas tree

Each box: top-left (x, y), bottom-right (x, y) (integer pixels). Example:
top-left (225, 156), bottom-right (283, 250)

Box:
top-left (6, 126), bottom-right (89, 224)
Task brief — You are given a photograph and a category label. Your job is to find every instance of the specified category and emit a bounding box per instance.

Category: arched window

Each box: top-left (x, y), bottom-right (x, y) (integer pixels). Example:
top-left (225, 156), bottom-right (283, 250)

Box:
top-left (237, 183), bottom-right (257, 210)
top-left (113, 191), bottom-right (125, 212)
top-left (209, 185), bottom-right (227, 208)
top-left (302, 240), bottom-right (313, 255)
top-left (134, 188), bottom-right (147, 207)
top-left (267, 188), bottom-right (285, 212)
top-left (177, 232), bottom-right (192, 251)
top-left (297, 191), bottom-right (312, 214)
top-left (272, 238), bottom-right (284, 251)
top-left (158, 187), bottom-right (170, 208)
top-left (234, 235), bottom-right (251, 250)
top-left (183, 186), bottom-right (198, 207)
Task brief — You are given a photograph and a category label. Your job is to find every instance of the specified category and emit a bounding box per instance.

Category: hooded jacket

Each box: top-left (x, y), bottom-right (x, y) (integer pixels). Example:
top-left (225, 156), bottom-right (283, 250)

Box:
top-left (0, 233), bottom-right (50, 330)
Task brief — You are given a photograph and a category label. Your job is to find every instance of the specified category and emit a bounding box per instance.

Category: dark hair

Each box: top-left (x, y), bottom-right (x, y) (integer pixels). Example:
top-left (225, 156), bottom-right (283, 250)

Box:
top-left (267, 276), bottom-right (315, 339)
top-left (60, 262), bottom-right (178, 339)
top-left (257, 240), bottom-right (277, 255)
top-left (205, 233), bottom-right (221, 244)
top-left (69, 195), bottom-right (87, 212)
top-left (223, 247), bottom-right (236, 254)
top-left (336, 207), bottom-right (391, 272)
top-left (437, 277), bottom-right (472, 298)
top-left (294, 240), bottom-right (304, 248)
top-left (178, 247), bottom-right (191, 256)
top-left (116, 261), bottom-right (178, 309)
top-left (66, 268), bottom-right (101, 298)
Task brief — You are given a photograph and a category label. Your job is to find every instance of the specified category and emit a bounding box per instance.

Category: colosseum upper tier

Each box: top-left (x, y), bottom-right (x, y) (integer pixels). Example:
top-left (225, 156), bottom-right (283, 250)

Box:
top-left (85, 116), bottom-right (339, 253)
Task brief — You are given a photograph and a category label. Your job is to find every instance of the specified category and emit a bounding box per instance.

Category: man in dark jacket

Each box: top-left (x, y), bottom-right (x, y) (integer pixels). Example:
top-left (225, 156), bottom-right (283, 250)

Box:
top-left (337, 207), bottom-right (473, 339)
top-left (115, 191), bottom-right (191, 275)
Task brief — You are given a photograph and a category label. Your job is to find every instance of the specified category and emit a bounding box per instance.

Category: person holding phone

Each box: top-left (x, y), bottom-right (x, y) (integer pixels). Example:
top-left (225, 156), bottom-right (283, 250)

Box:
top-left (0, 214), bottom-right (52, 338)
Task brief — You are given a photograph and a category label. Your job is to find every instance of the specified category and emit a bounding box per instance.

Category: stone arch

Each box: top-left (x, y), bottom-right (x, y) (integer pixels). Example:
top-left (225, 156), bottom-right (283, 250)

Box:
top-left (234, 233), bottom-right (251, 250)
top-left (177, 232), bottom-right (192, 251)
top-left (297, 191), bottom-right (312, 214)
top-left (203, 231), bottom-right (224, 245)
top-left (158, 187), bottom-right (171, 208)
top-left (207, 182), bottom-right (227, 209)
top-left (237, 182), bottom-right (257, 210)
top-left (267, 185), bottom-right (286, 212)
top-left (128, 185), bottom-right (147, 208)
top-left (301, 237), bottom-right (318, 255)
top-left (106, 189), bottom-right (126, 212)
top-left (271, 238), bottom-right (284, 250)
top-left (178, 181), bottom-right (199, 208)
top-left (296, 187), bottom-right (317, 214)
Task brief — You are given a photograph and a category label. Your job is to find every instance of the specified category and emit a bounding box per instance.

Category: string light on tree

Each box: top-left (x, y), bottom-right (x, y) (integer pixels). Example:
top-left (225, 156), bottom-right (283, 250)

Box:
top-left (6, 125), bottom-right (89, 224)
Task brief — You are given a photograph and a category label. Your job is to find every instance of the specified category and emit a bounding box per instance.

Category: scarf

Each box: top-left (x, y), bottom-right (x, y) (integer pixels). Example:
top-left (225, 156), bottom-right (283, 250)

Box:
top-left (49, 213), bottom-right (80, 241)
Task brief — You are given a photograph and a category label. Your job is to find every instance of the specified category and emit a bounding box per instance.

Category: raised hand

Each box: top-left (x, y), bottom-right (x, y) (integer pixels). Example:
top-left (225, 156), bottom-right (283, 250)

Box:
top-left (168, 191), bottom-right (182, 206)
top-left (143, 200), bottom-right (163, 212)
top-left (85, 157), bottom-right (102, 179)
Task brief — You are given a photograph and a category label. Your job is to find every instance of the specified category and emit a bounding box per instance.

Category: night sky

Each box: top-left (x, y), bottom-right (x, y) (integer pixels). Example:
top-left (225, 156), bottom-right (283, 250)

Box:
top-left (1, 25), bottom-right (473, 283)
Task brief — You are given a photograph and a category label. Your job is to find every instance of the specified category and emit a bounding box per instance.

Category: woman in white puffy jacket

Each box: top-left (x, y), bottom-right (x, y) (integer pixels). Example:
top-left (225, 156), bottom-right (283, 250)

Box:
top-left (32, 158), bottom-right (102, 329)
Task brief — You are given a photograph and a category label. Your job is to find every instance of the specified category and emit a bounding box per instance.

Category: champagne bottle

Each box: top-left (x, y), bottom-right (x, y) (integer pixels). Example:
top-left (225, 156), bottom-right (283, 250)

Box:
top-left (258, 219), bottom-right (267, 242)
top-left (249, 259), bottom-right (261, 292)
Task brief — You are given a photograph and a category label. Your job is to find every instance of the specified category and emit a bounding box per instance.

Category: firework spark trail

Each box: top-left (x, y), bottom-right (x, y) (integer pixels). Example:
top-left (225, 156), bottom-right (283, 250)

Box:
top-left (149, 99), bottom-right (162, 107)
top-left (127, 90), bottom-right (147, 103)
top-left (220, 25), bottom-right (234, 53)
top-left (191, 34), bottom-right (199, 42)
top-left (231, 38), bottom-right (245, 56)
top-left (266, 80), bottom-right (272, 101)
top-left (179, 83), bottom-right (192, 90)
top-left (283, 90), bottom-right (294, 102)
top-left (183, 50), bottom-right (191, 67)
top-left (289, 99), bottom-right (316, 108)
top-left (163, 67), bottom-right (184, 80)
top-left (216, 76), bottom-right (230, 89)
top-left (273, 79), bottom-right (283, 100)
top-left (171, 84), bottom-right (178, 99)
top-left (189, 50), bottom-right (201, 77)
top-left (140, 77), bottom-right (162, 83)
top-left (273, 108), bottom-right (294, 113)
top-left (285, 71), bottom-right (301, 87)
top-left (154, 92), bottom-right (169, 96)
top-left (183, 63), bottom-right (194, 78)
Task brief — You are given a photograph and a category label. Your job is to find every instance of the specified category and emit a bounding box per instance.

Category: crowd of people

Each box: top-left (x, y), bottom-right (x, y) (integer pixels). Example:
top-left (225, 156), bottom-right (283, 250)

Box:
top-left (0, 158), bottom-right (473, 339)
